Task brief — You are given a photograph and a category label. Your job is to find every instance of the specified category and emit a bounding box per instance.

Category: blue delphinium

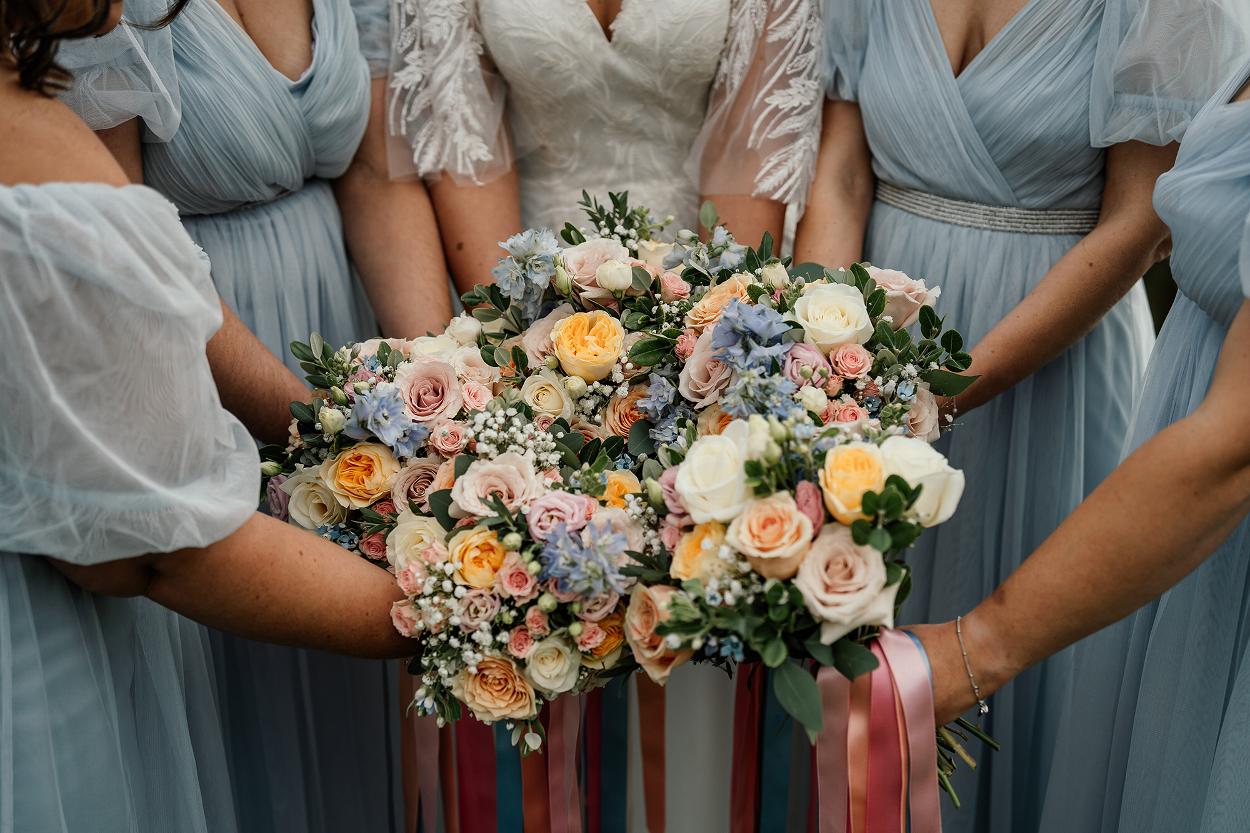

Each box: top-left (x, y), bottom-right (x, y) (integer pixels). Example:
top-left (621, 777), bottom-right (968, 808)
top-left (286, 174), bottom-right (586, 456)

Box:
top-left (638, 372), bottom-right (677, 421)
top-left (539, 522), bottom-right (630, 597)
top-left (650, 403), bottom-right (694, 445)
top-left (719, 367), bottom-right (799, 420)
top-left (708, 226), bottom-right (747, 271)
top-left (491, 228), bottom-right (560, 324)
top-left (345, 384), bottom-right (429, 455)
top-left (711, 299), bottom-right (792, 370)
top-left (317, 524), bottom-right (358, 551)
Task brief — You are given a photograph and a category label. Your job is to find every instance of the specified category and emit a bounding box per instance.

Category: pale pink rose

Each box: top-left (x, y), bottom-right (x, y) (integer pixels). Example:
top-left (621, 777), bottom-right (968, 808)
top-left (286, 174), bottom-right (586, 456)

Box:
top-left (907, 385), bottom-right (941, 443)
top-left (674, 329), bottom-right (698, 362)
top-left (458, 588), bottom-right (501, 631)
top-left (795, 525), bottom-right (900, 645)
top-left (660, 519), bottom-right (684, 551)
top-left (391, 600), bottom-right (421, 637)
top-left (357, 337), bottom-right (414, 360)
top-left (451, 345), bottom-right (501, 387)
top-left (659, 270), bottom-right (691, 302)
top-left (525, 607), bottom-right (551, 637)
top-left (521, 304), bottom-right (575, 364)
top-left (866, 266), bottom-right (940, 330)
top-left (421, 542), bottom-right (450, 565)
top-left (428, 420), bottom-right (470, 457)
top-left (527, 491), bottom-right (598, 541)
top-left (508, 626), bottom-right (536, 659)
top-left (579, 591), bottom-right (620, 623)
top-left (678, 329), bottom-right (733, 407)
top-left (794, 480), bottom-right (825, 539)
top-left (450, 453), bottom-right (545, 516)
top-left (495, 553), bottom-right (540, 602)
top-left (831, 344), bottom-right (873, 379)
top-left (563, 239), bottom-right (630, 297)
top-left (395, 561), bottom-right (429, 596)
top-left (784, 342), bottom-right (834, 387)
top-left (657, 466), bottom-right (686, 516)
top-left (391, 457), bottom-right (443, 512)
top-left (576, 622), bottom-right (607, 652)
top-left (359, 531), bottom-right (388, 561)
top-left (265, 474), bottom-right (290, 522)
top-left (625, 585), bottom-right (693, 684)
top-left (460, 381), bottom-right (493, 412)
top-left (430, 457), bottom-right (456, 494)
top-left (395, 359), bottom-right (463, 422)
top-left (547, 578), bottom-right (580, 604)
top-left (373, 499), bottom-right (397, 517)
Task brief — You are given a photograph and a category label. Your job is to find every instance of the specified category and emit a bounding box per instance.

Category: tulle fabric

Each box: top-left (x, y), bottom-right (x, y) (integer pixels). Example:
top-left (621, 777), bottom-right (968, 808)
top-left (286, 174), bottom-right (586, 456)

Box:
top-left (350, 0), bottom-right (392, 77)
top-left (815, 0), bottom-right (1245, 830)
top-left (1038, 66), bottom-right (1250, 833)
top-left (0, 183), bottom-right (254, 833)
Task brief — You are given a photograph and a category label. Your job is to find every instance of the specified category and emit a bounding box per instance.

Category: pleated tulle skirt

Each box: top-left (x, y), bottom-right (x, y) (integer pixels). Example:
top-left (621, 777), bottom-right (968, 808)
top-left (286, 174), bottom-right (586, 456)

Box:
top-left (0, 554), bottom-right (236, 833)
top-left (180, 181), bottom-right (399, 833)
top-left (863, 200), bottom-right (1154, 833)
top-left (1036, 293), bottom-right (1250, 833)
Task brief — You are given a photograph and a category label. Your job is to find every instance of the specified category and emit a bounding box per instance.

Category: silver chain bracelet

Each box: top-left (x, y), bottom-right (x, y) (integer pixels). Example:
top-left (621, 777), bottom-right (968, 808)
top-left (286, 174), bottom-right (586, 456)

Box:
top-left (956, 615), bottom-right (990, 717)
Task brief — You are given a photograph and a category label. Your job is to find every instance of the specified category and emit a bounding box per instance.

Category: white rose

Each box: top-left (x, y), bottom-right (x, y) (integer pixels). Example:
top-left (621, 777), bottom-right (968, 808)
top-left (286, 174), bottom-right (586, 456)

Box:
top-left (879, 435), bottom-right (964, 527)
top-left (674, 420), bottom-right (753, 523)
top-left (282, 468), bottom-right (348, 529)
top-left (521, 369), bottom-right (575, 422)
top-left (796, 386), bottom-right (829, 414)
top-left (525, 635), bottom-right (580, 695)
top-left (795, 525), bottom-right (900, 645)
top-left (789, 282), bottom-right (873, 352)
top-left (636, 239), bottom-right (674, 271)
top-left (865, 266), bottom-right (940, 330)
top-left (445, 314), bottom-right (483, 346)
top-left (318, 405), bottom-right (346, 435)
top-left (386, 515), bottom-right (447, 569)
top-left (761, 262), bottom-right (789, 290)
top-left (595, 258), bottom-right (635, 293)
top-left (408, 334), bottom-right (460, 361)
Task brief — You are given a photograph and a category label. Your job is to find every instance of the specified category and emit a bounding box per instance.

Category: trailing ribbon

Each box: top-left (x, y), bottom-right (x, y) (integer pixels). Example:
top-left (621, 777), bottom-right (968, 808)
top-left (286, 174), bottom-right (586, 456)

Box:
top-left (878, 630), bottom-right (941, 833)
top-left (635, 676), bottom-right (667, 833)
top-left (730, 663), bottom-right (765, 833)
top-left (399, 672), bottom-right (441, 833)
top-left (455, 718), bottom-right (497, 833)
top-left (548, 695), bottom-right (584, 833)
top-left (815, 667), bottom-right (849, 833)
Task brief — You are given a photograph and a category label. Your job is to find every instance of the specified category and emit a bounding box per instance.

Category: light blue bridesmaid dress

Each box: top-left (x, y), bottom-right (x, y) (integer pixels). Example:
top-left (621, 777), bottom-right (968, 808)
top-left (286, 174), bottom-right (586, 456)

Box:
top-left (0, 183), bottom-right (260, 833)
top-left (821, 1), bottom-right (1243, 829)
top-left (1037, 61), bottom-right (1250, 833)
top-left (62, 4), bottom-right (402, 832)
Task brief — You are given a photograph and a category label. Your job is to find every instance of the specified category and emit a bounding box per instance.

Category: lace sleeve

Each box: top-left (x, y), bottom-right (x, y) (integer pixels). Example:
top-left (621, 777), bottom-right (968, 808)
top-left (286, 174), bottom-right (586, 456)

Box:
top-left (387, 0), bottom-right (512, 183)
top-left (688, 0), bottom-right (824, 208)
top-left (1091, 0), bottom-right (1250, 146)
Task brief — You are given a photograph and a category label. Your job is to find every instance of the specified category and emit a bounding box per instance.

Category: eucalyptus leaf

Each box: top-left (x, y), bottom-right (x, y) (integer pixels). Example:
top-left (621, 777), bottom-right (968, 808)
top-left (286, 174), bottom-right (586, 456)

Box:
top-left (833, 639), bottom-right (879, 680)
top-left (772, 661), bottom-right (824, 742)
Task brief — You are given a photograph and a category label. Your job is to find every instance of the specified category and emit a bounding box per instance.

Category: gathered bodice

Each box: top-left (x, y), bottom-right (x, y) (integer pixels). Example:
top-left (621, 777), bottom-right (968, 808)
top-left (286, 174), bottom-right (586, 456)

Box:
top-left (142, 0), bottom-right (370, 216)
top-left (1153, 65), bottom-right (1250, 329)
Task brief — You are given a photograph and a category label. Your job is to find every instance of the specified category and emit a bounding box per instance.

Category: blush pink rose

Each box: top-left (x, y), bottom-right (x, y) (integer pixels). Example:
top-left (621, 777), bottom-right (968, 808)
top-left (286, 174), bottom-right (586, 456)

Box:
top-left (659, 270), bottom-right (691, 302)
top-left (589, 509), bottom-right (644, 557)
top-left (395, 561), bottom-right (428, 596)
top-left (794, 480), bottom-right (825, 539)
top-left (830, 344), bottom-right (873, 379)
top-left (674, 329), bottom-right (698, 362)
top-left (395, 359), bottom-right (463, 422)
top-left (460, 381), bottom-right (492, 412)
top-left (575, 622), bottom-right (607, 652)
top-left (495, 553), bottom-right (540, 602)
top-left (866, 266), bottom-right (940, 330)
top-left (450, 453), bottom-right (545, 516)
top-left (521, 304), bottom-right (575, 364)
top-left (657, 466), bottom-right (687, 516)
top-left (579, 591), bottom-right (620, 623)
top-left (547, 578), bottom-right (580, 604)
top-left (678, 329), bottom-right (733, 407)
top-left (508, 626), bottom-right (536, 659)
top-left (391, 600), bottom-right (421, 637)
top-left (825, 399), bottom-right (871, 425)
top-left (534, 413), bottom-right (556, 432)
top-left (660, 519), bottom-right (684, 551)
top-left (527, 491), bottom-right (598, 541)
top-left (784, 342), bottom-right (834, 387)
top-left (428, 420), bottom-right (470, 457)
top-left (359, 531), bottom-right (388, 561)
top-left (391, 457), bottom-right (442, 512)
top-left (563, 238), bottom-right (630, 297)
top-left (458, 589), bottom-right (501, 631)
top-left (525, 607), bottom-right (551, 637)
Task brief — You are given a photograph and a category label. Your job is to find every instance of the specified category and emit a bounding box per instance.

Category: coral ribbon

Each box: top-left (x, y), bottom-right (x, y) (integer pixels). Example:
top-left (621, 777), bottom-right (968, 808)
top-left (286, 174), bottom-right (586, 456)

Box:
top-left (521, 721), bottom-right (552, 833)
top-left (816, 667), bottom-right (850, 833)
top-left (635, 676), bottom-right (667, 833)
top-left (730, 663), bottom-right (765, 833)
top-left (399, 673), bottom-right (441, 833)
top-left (878, 630), bottom-right (941, 833)
top-left (865, 644), bottom-right (903, 833)
top-left (548, 695), bottom-right (584, 833)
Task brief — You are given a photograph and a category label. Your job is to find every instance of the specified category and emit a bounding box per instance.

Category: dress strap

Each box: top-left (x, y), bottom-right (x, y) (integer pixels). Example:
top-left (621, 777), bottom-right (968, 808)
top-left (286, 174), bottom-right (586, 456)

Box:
top-left (876, 181), bottom-right (1100, 235)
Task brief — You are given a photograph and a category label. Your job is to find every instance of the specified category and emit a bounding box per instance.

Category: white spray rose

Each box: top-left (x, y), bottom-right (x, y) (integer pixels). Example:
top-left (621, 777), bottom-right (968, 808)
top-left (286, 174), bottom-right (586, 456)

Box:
top-left (318, 405), bottom-right (346, 435)
top-left (879, 435), bottom-right (964, 527)
top-left (445, 314), bottom-right (483, 346)
top-left (595, 259), bottom-right (635, 293)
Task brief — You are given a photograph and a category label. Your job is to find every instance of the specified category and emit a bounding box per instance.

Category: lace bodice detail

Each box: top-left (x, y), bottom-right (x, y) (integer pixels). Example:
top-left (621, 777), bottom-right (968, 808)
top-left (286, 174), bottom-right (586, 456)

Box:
top-left (387, 0), bottom-right (822, 230)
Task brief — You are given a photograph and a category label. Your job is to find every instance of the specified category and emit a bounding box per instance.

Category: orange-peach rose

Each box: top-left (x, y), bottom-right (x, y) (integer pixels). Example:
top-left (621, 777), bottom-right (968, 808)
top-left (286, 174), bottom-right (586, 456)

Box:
top-left (319, 443), bottom-right (400, 509)
top-left (625, 585), bottom-right (693, 684)
top-left (685, 274), bottom-right (751, 332)
top-left (449, 526), bottom-right (507, 588)
top-left (582, 609), bottom-right (626, 669)
top-left (605, 384), bottom-right (649, 438)
top-left (726, 492), bottom-right (813, 580)
top-left (670, 521), bottom-right (726, 582)
top-left (452, 655), bottom-right (538, 722)
top-left (602, 470), bottom-right (642, 510)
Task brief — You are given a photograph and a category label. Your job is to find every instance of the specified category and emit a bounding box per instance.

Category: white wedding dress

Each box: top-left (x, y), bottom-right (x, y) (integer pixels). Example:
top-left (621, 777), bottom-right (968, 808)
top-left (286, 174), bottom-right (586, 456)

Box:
top-left (366, 1), bottom-right (824, 830)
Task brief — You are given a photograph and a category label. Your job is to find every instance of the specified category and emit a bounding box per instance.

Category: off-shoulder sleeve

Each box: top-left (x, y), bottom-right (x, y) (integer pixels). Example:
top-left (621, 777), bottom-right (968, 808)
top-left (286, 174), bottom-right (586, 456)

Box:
top-left (351, 0), bottom-right (392, 79)
top-left (1091, 0), bottom-right (1250, 147)
top-left (0, 185), bottom-right (260, 564)
top-left (386, 0), bottom-right (511, 183)
top-left (822, 0), bottom-right (871, 102)
top-left (689, 0), bottom-right (824, 207)
top-left (58, 1), bottom-right (181, 140)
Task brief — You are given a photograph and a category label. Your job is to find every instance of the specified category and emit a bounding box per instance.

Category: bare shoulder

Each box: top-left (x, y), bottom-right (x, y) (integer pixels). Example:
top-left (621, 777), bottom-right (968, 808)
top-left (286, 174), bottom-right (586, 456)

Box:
top-left (0, 78), bottom-right (129, 188)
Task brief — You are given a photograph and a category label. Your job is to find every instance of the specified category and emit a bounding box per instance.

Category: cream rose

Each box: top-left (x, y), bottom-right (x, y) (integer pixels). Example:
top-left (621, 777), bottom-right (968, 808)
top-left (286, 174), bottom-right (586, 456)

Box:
top-left (525, 635), bottom-right (581, 696)
top-left (727, 492), bottom-right (813, 580)
top-left (521, 369), bottom-right (576, 422)
top-left (550, 311), bottom-right (625, 382)
top-left (907, 386), bottom-right (941, 443)
top-left (408, 334), bottom-right (461, 361)
top-left (445, 314), bottom-right (483, 346)
top-left (636, 239), bottom-right (674, 271)
top-left (283, 468), bottom-right (348, 529)
top-left (795, 525), bottom-right (899, 645)
top-left (879, 436), bottom-right (964, 527)
top-left (452, 656), bottom-right (538, 722)
top-left (386, 515), bottom-right (448, 570)
top-left (319, 443), bottom-right (401, 509)
top-left (790, 282), bottom-right (873, 352)
top-left (818, 442), bottom-right (885, 525)
top-left (674, 420), bottom-right (753, 523)
top-left (866, 266), bottom-right (940, 330)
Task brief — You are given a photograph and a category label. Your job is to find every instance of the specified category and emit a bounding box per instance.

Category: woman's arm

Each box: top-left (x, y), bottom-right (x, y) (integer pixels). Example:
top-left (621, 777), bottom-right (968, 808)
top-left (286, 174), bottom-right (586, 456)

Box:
top-left (916, 301), bottom-right (1250, 723)
top-left (792, 99), bottom-right (875, 268)
top-left (429, 170), bottom-right (522, 297)
top-left (52, 513), bottom-right (412, 659)
top-left (948, 140), bottom-right (1176, 413)
top-left (334, 78), bottom-right (455, 337)
top-left (96, 118), bottom-right (144, 182)
top-left (705, 194), bottom-right (785, 251)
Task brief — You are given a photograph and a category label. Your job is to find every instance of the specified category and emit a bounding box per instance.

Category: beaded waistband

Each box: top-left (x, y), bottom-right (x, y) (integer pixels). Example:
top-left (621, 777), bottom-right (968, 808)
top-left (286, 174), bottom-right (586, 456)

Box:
top-left (875, 181), bottom-right (1100, 235)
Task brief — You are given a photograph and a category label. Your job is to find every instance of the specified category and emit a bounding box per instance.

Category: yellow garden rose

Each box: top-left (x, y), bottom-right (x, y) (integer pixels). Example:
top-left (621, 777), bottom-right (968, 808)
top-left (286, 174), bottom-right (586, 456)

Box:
top-left (818, 442), bottom-right (885, 525)
top-left (670, 521), bottom-right (726, 582)
top-left (452, 656), bottom-right (538, 722)
top-left (603, 470), bottom-right (642, 509)
top-left (319, 443), bottom-right (400, 509)
top-left (550, 310), bottom-right (625, 382)
top-left (449, 526), bottom-right (507, 588)
top-left (685, 274), bottom-right (751, 332)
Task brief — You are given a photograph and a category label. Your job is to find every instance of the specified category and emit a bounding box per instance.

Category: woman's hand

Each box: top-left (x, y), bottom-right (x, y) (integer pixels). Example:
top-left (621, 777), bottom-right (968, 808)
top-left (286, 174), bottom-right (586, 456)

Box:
top-left (909, 622), bottom-right (978, 725)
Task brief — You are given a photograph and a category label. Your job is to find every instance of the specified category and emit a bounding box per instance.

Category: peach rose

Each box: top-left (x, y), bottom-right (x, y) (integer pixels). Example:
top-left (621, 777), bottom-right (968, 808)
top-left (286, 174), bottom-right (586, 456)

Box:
top-left (430, 457), bottom-right (457, 494)
top-left (525, 607), bottom-right (551, 637)
top-left (685, 274), bottom-right (751, 332)
top-left (583, 609), bottom-right (626, 669)
top-left (866, 266), bottom-right (940, 330)
top-left (659, 270), bottom-right (691, 302)
top-left (449, 526), bottom-right (507, 588)
top-left (625, 585), bottom-right (693, 684)
top-left (830, 343), bottom-right (873, 379)
top-left (818, 442), bottom-right (885, 525)
top-left (394, 359), bottom-right (463, 423)
top-left (696, 404), bottom-right (735, 436)
top-left (428, 420), bottom-right (470, 457)
top-left (794, 525), bottom-right (899, 645)
top-left (550, 311), bottom-right (625, 382)
top-left (453, 656), bottom-right (538, 722)
top-left (320, 443), bottom-right (401, 509)
top-left (825, 398), bottom-right (870, 426)
top-left (726, 492), bottom-right (814, 580)
top-left (602, 470), bottom-right (642, 510)
top-left (575, 622), bottom-right (607, 652)
top-left (605, 384), bottom-right (649, 438)
top-left (670, 521), bottom-right (726, 582)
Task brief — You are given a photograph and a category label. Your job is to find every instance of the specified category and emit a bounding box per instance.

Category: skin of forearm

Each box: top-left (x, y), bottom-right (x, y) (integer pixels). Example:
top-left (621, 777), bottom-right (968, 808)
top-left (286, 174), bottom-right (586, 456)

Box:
top-left (207, 300), bottom-right (309, 444)
top-left (703, 194), bottom-right (785, 251)
top-left (430, 170), bottom-right (523, 297)
top-left (336, 79), bottom-right (453, 337)
top-left (792, 100), bottom-right (874, 268)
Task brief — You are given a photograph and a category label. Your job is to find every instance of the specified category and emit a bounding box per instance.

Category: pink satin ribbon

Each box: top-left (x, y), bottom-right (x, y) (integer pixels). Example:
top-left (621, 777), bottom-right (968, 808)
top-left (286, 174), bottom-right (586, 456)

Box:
top-left (548, 695), bottom-right (584, 833)
top-left (816, 667), bottom-right (850, 833)
top-left (878, 630), bottom-right (941, 833)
